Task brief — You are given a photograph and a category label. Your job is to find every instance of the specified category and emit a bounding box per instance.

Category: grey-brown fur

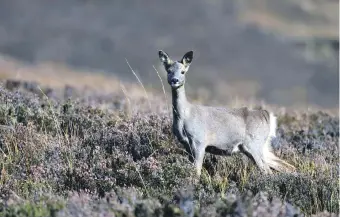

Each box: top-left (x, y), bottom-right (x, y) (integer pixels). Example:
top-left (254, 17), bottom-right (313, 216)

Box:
top-left (158, 50), bottom-right (295, 176)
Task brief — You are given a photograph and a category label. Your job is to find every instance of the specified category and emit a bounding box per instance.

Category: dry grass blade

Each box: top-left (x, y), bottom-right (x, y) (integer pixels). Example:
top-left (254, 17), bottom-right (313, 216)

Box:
top-left (125, 58), bottom-right (151, 110)
top-left (38, 86), bottom-right (62, 143)
top-left (153, 65), bottom-right (169, 114)
top-left (120, 81), bottom-right (132, 117)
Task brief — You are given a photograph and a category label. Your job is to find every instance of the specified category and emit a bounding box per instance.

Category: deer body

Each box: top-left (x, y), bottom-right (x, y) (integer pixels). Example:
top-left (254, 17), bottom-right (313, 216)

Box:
top-left (159, 50), bottom-right (295, 176)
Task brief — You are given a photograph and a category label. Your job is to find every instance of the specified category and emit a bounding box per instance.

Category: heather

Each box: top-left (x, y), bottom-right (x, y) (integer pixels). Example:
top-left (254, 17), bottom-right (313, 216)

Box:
top-left (0, 78), bottom-right (338, 217)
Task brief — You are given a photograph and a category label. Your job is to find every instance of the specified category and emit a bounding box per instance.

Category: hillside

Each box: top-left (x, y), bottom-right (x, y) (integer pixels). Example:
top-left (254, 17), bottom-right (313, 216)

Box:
top-left (0, 61), bottom-right (338, 216)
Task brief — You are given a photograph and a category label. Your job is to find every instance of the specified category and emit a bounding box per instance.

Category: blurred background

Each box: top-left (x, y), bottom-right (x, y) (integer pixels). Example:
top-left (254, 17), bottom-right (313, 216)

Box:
top-left (0, 0), bottom-right (338, 109)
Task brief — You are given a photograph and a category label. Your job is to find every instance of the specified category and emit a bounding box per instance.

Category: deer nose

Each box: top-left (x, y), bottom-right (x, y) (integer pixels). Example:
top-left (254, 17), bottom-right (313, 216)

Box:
top-left (171, 78), bottom-right (179, 83)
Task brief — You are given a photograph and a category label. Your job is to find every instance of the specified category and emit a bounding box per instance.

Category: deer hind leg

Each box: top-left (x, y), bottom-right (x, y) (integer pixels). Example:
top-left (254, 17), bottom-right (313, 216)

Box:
top-left (240, 142), bottom-right (272, 174)
top-left (262, 138), bottom-right (296, 173)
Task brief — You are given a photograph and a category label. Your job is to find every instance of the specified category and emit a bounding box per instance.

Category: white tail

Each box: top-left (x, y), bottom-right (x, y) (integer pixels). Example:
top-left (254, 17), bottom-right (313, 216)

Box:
top-left (269, 112), bottom-right (277, 138)
top-left (263, 113), bottom-right (296, 173)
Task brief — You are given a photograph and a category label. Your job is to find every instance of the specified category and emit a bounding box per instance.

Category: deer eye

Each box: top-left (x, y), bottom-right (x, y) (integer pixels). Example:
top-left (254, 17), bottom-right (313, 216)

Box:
top-left (181, 71), bottom-right (185, 74)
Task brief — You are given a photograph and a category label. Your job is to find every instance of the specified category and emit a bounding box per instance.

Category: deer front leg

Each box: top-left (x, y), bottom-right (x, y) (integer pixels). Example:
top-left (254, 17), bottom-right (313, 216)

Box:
top-left (193, 142), bottom-right (205, 177)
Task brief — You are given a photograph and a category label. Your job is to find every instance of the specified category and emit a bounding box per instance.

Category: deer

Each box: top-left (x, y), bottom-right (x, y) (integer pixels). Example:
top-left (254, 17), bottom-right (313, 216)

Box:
top-left (158, 50), bottom-right (295, 177)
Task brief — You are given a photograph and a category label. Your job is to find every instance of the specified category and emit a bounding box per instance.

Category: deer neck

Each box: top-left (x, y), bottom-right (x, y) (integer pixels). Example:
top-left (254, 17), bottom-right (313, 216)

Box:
top-left (172, 85), bottom-right (189, 119)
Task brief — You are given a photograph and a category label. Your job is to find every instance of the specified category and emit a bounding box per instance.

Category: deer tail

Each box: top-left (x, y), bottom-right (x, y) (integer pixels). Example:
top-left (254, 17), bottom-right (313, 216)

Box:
top-left (263, 113), bottom-right (296, 173)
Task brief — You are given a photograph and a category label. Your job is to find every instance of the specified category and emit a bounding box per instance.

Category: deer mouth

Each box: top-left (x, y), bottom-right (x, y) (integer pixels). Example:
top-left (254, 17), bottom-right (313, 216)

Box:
top-left (170, 81), bottom-right (182, 88)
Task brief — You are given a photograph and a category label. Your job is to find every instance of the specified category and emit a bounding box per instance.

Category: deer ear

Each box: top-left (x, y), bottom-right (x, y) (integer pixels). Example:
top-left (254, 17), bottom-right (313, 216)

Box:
top-left (181, 51), bottom-right (194, 65)
top-left (158, 50), bottom-right (171, 65)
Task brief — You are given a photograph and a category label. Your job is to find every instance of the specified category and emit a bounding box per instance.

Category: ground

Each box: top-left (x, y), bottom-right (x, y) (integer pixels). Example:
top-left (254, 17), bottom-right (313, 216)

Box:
top-left (0, 60), bottom-right (338, 217)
